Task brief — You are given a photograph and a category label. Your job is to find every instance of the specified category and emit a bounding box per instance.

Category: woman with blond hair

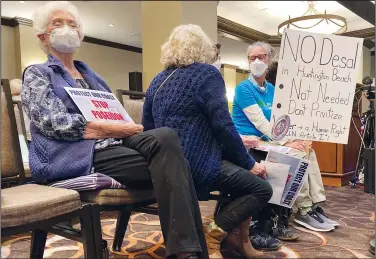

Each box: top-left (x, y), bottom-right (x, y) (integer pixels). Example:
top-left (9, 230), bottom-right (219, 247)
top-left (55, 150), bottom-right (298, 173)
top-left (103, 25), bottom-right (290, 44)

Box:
top-left (142, 24), bottom-right (272, 258)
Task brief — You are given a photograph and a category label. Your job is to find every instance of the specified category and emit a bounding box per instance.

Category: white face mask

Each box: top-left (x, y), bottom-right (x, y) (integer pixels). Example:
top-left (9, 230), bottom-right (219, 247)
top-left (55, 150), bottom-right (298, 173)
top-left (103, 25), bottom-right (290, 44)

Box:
top-left (249, 58), bottom-right (268, 78)
top-left (49, 25), bottom-right (81, 53)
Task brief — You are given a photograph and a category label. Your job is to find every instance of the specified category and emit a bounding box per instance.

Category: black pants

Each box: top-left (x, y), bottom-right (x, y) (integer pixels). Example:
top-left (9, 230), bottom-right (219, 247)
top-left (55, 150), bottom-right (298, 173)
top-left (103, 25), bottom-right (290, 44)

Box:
top-left (210, 161), bottom-right (273, 232)
top-left (93, 128), bottom-right (207, 258)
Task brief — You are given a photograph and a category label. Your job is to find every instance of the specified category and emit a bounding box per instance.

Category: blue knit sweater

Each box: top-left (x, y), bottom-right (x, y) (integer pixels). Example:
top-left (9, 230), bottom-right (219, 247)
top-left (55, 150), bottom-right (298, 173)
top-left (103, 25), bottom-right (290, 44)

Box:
top-left (142, 63), bottom-right (255, 194)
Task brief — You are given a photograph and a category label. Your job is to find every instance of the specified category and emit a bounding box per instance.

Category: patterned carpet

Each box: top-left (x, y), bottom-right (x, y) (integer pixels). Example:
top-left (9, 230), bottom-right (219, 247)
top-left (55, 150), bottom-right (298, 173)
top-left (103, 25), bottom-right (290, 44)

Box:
top-left (2, 186), bottom-right (375, 258)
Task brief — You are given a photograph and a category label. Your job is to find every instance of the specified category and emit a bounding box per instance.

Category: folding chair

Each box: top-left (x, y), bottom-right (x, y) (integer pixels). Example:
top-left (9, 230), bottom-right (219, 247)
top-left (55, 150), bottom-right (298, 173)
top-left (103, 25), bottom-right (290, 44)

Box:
top-left (1, 79), bottom-right (105, 259)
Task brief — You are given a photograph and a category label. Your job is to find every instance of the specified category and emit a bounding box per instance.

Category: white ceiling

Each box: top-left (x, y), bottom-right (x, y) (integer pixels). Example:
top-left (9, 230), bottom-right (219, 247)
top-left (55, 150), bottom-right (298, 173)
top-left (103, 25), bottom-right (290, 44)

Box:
top-left (217, 1), bottom-right (374, 35)
top-left (1, 1), bottom-right (373, 69)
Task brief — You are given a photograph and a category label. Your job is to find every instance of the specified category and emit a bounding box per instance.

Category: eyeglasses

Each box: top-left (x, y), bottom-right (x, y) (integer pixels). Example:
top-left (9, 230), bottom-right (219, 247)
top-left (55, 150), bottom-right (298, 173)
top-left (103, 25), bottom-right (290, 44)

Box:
top-left (247, 54), bottom-right (267, 62)
top-left (50, 19), bottom-right (78, 29)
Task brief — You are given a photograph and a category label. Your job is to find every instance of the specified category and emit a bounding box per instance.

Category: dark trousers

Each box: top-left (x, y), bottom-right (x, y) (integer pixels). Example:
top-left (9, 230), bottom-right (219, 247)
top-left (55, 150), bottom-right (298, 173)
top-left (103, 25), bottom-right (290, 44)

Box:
top-left (93, 128), bottom-right (207, 258)
top-left (210, 161), bottom-right (273, 232)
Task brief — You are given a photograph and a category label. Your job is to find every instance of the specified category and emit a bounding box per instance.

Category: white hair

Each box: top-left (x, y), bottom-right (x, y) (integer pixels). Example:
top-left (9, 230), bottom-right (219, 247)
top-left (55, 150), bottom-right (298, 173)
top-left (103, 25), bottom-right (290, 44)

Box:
top-left (160, 24), bottom-right (217, 68)
top-left (247, 41), bottom-right (276, 66)
top-left (32, 1), bottom-right (84, 54)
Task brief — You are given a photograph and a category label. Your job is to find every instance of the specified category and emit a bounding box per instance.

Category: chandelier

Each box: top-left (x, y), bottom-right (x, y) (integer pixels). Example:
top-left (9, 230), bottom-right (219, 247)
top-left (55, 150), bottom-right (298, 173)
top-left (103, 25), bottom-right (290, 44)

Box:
top-left (278, 1), bottom-right (347, 36)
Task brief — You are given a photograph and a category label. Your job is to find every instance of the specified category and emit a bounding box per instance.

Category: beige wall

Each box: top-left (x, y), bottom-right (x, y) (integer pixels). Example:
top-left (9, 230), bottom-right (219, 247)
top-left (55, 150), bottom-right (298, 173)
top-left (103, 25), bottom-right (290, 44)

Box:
top-left (2, 24), bottom-right (142, 92)
top-left (75, 43), bottom-right (142, 91)
top-left (141, 1), bottom-right (217, 90)
top-left (18, 24), bottom-right (46, 73)
top-left (1, 25), bottom-right (17, 79)
top-left (141, 1), bottom-right (182, 91)
top-left (181, 1), bottom-right (217, 43)
top-left (236, 71), bottom-right (249, 85)
top-left (218, 36), bottom-right (281, 70)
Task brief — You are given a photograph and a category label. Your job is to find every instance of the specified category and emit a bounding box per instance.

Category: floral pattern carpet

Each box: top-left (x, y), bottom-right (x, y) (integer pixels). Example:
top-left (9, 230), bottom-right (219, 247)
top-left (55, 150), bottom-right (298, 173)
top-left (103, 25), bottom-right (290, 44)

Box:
top-left (1, 186), bottom-right (375, 258)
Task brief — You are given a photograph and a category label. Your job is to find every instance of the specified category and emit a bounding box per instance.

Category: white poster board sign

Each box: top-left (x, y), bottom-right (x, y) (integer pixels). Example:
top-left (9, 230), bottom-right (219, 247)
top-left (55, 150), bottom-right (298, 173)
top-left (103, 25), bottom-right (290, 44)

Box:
top-left (271, 29), bottom-right (363, 144)
top-left (64, 88), bottom-right (134, 123)
top-left (261, 161), bottom-right (290, 206)
top-left (266, 150), bottom-right (310, 208)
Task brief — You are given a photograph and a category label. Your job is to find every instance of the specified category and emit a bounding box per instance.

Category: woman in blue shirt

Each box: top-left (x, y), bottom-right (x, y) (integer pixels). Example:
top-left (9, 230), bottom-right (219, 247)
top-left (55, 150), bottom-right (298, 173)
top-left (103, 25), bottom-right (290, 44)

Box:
top-left (233, 42), bottom-right (339, 243)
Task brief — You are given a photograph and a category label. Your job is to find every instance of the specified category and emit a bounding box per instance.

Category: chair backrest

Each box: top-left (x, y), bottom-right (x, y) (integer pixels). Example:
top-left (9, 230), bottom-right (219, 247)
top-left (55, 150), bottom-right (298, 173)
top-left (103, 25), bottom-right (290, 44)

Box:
top-left (10, 78), bottom-right (30, 141)
top-left (116, 90), bottom-right (145, 124)
top-left (13, 96), bottom-right (30, 141)
top-left (1, 79), bottom-right (25, 184)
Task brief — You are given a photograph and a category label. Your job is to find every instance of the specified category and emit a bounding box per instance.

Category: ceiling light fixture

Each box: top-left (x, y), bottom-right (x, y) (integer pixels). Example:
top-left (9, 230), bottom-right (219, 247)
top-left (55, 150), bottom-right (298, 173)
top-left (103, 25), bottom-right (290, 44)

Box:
top-left (108, 24), bottom-right (114, 27)
top-left (278, 1), bottom-right (347, 36)
top-left (19, 1), bottom-right (25, 3)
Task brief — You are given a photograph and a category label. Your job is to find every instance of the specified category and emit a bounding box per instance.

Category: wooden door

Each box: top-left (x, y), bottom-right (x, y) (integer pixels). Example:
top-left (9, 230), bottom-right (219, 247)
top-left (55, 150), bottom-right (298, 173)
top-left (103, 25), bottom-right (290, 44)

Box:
top-left (312, 142), bottom-right (337, 173)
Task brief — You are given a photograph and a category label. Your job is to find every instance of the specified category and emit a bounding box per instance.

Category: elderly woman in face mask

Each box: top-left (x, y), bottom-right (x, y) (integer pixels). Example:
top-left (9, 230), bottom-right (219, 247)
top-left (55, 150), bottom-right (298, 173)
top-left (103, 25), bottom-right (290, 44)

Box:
top-left (232, 42), bottom-right (339, 250)
top-left (21, 2), bottom-right (208, 259)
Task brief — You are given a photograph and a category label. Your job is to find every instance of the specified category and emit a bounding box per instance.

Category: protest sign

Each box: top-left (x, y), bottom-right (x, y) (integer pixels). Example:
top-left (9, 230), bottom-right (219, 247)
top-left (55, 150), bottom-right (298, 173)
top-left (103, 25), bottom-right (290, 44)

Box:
top-left (266, 150), bottom-right (310, 208)
top-left (271, 29), bottom-right (363, 144)
top-left (65, 88), bottom-right (134, 123)
top-left (262, 161), bottom-right (290, 206)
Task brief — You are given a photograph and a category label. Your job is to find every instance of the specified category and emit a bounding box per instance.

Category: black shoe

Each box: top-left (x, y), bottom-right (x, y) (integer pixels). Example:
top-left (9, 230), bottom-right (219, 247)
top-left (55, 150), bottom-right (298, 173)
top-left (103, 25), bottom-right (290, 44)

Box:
top-left (274, 210), bottom-right (299, 241)
top-left (276, 225), bottom-right (299, 241)
top-left (370, 239), bottom-right (375, 255)
top-left (249, 232), bottom-right (283, 251)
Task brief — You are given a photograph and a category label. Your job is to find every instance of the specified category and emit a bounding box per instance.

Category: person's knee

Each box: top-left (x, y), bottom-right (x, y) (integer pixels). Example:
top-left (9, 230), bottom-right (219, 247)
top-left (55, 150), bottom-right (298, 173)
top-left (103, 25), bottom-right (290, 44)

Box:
top-left (151, 127), bottom-right (181, 149)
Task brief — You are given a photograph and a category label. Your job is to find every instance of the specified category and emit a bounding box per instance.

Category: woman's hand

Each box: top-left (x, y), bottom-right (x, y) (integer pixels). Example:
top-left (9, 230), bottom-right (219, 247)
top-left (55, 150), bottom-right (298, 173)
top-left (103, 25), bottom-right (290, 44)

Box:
top-left (304, 141), bottom-right (313, 149)
top-left (284, 140), bottom-right (307, 152)
top-left (83, 121), bottom-right (143, 139)
top-left (241, 135), bottom-right (259, 148)
top-left (250, 162), bottom-right (267, 179)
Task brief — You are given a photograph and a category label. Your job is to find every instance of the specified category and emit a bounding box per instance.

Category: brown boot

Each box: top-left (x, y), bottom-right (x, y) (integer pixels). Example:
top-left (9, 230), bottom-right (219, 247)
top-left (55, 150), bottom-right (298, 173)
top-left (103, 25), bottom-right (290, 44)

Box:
top-left (223, 218), bottom-right (264, 258)
top-left (204, 221), bottom-right (227, 259)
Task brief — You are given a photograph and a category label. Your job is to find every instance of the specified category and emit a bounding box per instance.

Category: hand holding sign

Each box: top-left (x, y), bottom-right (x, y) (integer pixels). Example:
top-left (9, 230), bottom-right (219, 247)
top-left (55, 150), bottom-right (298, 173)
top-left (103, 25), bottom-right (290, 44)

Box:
top-left (284, 140), bottom-right (306, 152)
top-left (271, 29), bottom-right (363, 144)
top-left (250, 162), bottom-right (267, 179)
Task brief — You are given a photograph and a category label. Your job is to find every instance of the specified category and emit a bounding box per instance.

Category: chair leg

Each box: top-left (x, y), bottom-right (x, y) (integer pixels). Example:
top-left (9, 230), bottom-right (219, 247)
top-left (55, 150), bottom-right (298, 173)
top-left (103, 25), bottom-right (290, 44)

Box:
top-left (30, 229), bottom-right (47, 259)
top-left (91, 204), bottom-right (108, 259)
top-left (112, 209), bottom-right (132, 252)
top-left (80, 204), bottom-right (101, 259)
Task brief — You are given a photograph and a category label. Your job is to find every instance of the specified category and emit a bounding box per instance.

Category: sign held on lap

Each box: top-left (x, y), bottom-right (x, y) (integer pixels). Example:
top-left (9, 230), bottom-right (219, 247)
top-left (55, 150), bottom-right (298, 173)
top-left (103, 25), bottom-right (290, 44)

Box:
top-left (271, 29), bottom-right (363, 144)
top-left (65, 88), bottom-right (134, 123)
top-left (264, 150), bottom-right (310, 208)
